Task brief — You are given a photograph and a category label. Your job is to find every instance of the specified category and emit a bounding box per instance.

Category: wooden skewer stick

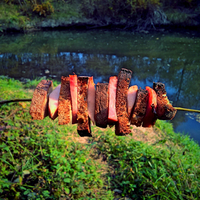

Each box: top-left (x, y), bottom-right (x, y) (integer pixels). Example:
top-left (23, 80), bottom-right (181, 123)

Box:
top-left (174, 107), bottom-right (200, 113)
top-left (0, 98), bottom-right (32, 105)
top-left (0, 99), bottom-right (200, 114)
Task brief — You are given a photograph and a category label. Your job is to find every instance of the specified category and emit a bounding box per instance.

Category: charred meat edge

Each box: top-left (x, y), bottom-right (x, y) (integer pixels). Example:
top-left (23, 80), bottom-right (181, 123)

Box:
top-left (115, 68), bottom-right (132, 136)
top-left (58, 76), bottom-right (72, 125)
top-left (95, 83), bottom-right (109, 128)
top-left (153, 82), bottom-right (177, 120)
top-left (77, 76), bottom-right (92, 137)
top-left (30, 80), bottom-right (53, 120)
top-left (130, 88), bottom-right (148, 127)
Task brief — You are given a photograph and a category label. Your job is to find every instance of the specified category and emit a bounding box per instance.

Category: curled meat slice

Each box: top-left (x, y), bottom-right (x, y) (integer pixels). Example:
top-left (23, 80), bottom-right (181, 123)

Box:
top-left (142, 86), bottom-right (157, 127)
top-left (108, 76), bottom-right (118, 123)
top-left (127, 85), bottom-right (138, 119)
top-left (48, 84), bottom-right (61, 120)
top-left (69, 74), bottom-right (78, 124)
top-left (87, 77), bottom-right (95, 124)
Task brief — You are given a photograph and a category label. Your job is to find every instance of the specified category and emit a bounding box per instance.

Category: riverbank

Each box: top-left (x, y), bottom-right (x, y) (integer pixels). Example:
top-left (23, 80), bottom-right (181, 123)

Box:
top-left (0, 76), bottom-right (200, 199)
top-left (1, 1), bottom-right (200, 34)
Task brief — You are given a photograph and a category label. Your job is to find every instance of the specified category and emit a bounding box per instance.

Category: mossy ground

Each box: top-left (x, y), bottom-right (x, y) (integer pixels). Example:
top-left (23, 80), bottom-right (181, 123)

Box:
top-left (0, 77), bottom-right (200, 199)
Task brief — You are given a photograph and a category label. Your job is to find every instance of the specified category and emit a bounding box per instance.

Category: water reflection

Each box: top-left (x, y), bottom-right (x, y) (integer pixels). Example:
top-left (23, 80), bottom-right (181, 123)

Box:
top-left (0, 30), bottom-right (200, 143)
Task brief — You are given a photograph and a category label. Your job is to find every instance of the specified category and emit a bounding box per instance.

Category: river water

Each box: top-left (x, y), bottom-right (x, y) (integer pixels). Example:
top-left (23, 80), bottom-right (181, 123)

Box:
top-left (0, 30), bottom-right (200, 144)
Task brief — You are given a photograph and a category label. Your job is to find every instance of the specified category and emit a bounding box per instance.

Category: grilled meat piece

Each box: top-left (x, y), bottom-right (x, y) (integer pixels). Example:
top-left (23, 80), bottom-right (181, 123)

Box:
top-left (142, 86), bottom-right (157, 127)
top-left (115, 68), bottom-right (132, 135)
top-left (58, 77), bottom-right (72, 125)
top-left (69, 75), bottom-right (78, 124)
top-left (108, 76), bottom-right (118, 124)
top-left (95, 83), bottom-right (109, 128)
top-left (77, 77), bottom-right (92, 137)
top-left (48, 84), bottom-right (61, 120)
top-left (131, 88), bottom-right (148, 127)
top-left (30, 80), bottom-right (53, 120)
top-left (153, 82), bottom-right (177, 120)
top-left (88, 77), bottom-right (96, 124)
top-left (127, 85), bottom-right (138, 119)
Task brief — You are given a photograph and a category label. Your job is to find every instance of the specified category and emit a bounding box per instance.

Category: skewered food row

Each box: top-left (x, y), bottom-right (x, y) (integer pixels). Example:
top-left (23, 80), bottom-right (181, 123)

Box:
top-left (29, 68), bottom-right (177, 137)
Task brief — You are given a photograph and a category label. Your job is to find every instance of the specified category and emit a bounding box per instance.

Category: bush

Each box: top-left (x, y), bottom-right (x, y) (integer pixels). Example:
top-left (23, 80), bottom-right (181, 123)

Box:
top-left (33, 1), bottom-right (54, 17)
top-left (3, 0), bottom-right (54, 17)
top-left (80, 0), bottom-right (161, 20)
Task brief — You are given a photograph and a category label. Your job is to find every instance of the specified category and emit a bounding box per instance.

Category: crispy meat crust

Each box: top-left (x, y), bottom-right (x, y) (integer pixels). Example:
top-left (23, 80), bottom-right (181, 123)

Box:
top-left (30, 80), bottom-right (53, 120)
top-left (131, 89), bottom-right (148, 127)
top-left (95, 83), bottom-right (108, 128)
top-left (115, 68), bottom-right (132, 135)
top-left (153, 82), bottom-right (177, 120)
top-left (77, 77), bottom-right (91, 137)
top-left (58, 76), bottom-right (71, 125)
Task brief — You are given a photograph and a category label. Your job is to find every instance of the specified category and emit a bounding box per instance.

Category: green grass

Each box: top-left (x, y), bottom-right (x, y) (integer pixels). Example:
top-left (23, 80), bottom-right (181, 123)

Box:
top-left (0, 3), bottom-right (27, 31)
top-left (0, 77), bottom-right (113, 199)
top-left (0, 77), bottom-right (200, 199)
top-left (90, 124), bottom-right (200, 199)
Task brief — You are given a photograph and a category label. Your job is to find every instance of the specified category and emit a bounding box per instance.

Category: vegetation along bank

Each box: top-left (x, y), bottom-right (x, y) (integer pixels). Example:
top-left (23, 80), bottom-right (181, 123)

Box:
top-left (1, 0), bottom-right (200, 33)
top-left (0, 76), bottom-right (200, 199)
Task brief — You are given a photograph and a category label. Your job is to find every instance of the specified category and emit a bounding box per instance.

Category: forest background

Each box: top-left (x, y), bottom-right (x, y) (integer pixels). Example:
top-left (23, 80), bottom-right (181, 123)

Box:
top-left (1, 0), bottom-right (200, 33)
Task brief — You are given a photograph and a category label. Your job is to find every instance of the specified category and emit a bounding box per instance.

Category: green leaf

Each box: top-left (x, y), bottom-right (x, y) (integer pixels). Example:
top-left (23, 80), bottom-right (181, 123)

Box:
top-left (64, 178), bottom-right (71, 183)
top-left (64, 187), bottom-right (70, 194)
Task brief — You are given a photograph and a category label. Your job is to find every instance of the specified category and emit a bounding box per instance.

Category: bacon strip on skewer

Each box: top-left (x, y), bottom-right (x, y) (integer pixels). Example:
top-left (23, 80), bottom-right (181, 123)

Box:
top-left (88, 77), bottom-right (96, 124)
top-left (58, 77), bottom-right (72, 125)
top-left (48, 84), bottom-right (61, 120)
top-left (30, 80), bottom-right (53, 120)
top-left (115, 68), bottom-right (132, 135)
top-left (69, 74), bottom-right (78, 124)
top-left (95, 83), bottom-right (109, 128)
top-left (127, 85), bottom-right (138, 119)
top-left (142, 86), bottom-right (157, 127)
top-left (77, 77), bottom-right (92, 137)
top-left (153, 82), bottom-right (177, 120)
top-left (108, 76), bottom-right (118, 124)
top-left (130, 88), bottom-right (148, 127)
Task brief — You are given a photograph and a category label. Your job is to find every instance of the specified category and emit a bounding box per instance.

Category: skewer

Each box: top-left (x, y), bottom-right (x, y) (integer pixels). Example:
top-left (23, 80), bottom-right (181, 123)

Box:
top-left (0, 98), bottom-right (32, 104)
top-left (174, 107), bottom-right (200, 113)
top-left (1, 99), bottom-right (200, 114)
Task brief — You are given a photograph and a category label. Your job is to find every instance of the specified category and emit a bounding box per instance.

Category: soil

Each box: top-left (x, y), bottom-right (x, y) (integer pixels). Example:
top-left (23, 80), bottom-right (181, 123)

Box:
top-left (73, 125), bottom-right (160, 144)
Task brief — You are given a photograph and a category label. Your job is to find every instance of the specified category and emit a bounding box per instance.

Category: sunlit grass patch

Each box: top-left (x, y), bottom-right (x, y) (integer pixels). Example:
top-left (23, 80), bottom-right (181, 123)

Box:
top-left (0, 106), bottom-right (112, 199)
top-left (0, 77), bottom-right (114, 199)
top-left (90, 121), bottom-right (200, 199)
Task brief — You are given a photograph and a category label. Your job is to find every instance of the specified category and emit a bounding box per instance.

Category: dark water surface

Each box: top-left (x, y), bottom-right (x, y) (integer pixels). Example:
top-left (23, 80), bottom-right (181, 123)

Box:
top-left (0, 30), bottom-right (200, 144)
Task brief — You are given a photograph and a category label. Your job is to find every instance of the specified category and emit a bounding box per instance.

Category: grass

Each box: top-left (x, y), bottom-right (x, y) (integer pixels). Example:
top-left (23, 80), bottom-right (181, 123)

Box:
top-left (0, 76), bottom-right (200, 199)
top-left (0, 3), bottom-right (27, 31)
top-left (0, 77), bottom-right (113, 199)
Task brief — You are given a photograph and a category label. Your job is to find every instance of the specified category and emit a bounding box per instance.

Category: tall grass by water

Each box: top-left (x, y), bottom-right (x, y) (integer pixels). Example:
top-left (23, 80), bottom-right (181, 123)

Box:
top-left (0, 76), bottom-right (200, 199)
